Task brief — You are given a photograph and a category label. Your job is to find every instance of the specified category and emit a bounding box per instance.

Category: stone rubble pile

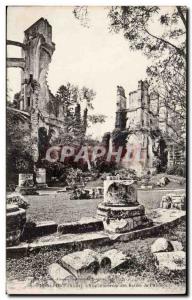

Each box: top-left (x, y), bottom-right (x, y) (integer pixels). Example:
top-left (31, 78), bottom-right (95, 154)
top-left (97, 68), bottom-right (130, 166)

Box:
top-left (160, 194), bottom-right (185, 210)
top-left (156, 176), bottom-right (170, 187)
top-left (151, 238), bottom-right (185, 271)
top-left (48, 248), bottom-right (130, 285)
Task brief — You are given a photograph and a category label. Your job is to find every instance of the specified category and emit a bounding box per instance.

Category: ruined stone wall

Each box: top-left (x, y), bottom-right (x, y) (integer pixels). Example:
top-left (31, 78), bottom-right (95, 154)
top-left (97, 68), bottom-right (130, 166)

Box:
top-left (115, 86), bottom-right (127, 130)
top-left (7, 18), bottom-right (69, 162)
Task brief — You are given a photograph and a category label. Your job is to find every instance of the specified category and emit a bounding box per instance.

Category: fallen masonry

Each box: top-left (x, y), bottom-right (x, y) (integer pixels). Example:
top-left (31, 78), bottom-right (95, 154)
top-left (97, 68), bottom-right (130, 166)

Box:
top-left (100, 249), bottom-right (130, 272)
top-left (151, 238), bottom-right (184, 254)
top-left (61, 249), bottom-right (100, 277)
top-left (170, 240), bottom-right (183, 252)
top-left (48, 263), bottom-right (75, 285)
top-left (151, 238), bottom-right (185, 272)
top-left (151, 238), bottom-right (174, 253)
top-left (153, 251), bottom-right (186, 271)
top-left (48, 248), bottom-right (130, 283)
top-left (160, 193), bottom-right (186, 210)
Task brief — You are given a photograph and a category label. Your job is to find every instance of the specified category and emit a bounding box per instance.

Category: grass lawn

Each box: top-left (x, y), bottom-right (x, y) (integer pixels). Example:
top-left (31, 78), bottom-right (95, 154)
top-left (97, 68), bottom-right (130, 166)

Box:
top-left (26, 186), bottom-right (185, 224)
top-left (6, 219), bottom-right (186, 293)
top-left (26, 193), bottom-right (101, 224)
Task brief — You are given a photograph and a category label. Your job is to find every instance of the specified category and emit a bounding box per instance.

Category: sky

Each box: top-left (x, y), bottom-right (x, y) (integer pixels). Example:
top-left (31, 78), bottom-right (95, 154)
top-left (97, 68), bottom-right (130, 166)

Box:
top-left (7, 6), bottom-right (150, 139)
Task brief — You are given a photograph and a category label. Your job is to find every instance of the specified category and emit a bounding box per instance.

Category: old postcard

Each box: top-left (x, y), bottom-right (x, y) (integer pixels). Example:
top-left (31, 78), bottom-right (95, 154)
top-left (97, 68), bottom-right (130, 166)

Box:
top-left (6, 5), bottom-right (187, 295)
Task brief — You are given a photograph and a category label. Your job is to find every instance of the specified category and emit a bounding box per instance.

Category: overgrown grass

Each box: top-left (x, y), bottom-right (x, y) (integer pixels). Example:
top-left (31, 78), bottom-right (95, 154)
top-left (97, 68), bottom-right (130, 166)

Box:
top-left (7, 220), bottom-right (186, 291)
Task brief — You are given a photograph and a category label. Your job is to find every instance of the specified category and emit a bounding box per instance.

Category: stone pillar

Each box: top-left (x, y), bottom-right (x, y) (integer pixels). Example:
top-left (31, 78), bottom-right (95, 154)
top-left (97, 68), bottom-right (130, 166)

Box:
top-left (115, 86), bottom-right (127, 130)
top-left (30, 81), bottom-right (40, 163)
top-left (20, 98), bottom-right (24, 111)
top-left (18, 173), bottom-right (33, 187)
top-left (97, 178), bottom-right (152, 233)
top-left (16, 173), bottom-right (37, 195)
top-left (36, 168), bottom-right (48, 189)
top-left (6, 204), bottom-right (26, 246)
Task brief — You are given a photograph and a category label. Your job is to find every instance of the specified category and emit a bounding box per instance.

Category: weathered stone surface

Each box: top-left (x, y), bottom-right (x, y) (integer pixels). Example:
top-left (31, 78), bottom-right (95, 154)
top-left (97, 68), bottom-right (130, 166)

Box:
top-left (160, 193), bottom-right (186, 210)
top-left (103, 218), bottom-right (134, 233)
top-left (171, 195), bottom-right (185, 210)
top-left (58, 217), bottom-right (104, 234)
top-left (36, 168), bottom-right (46, 184)
top-left (151, 238), bottom-right (173, 253)
top-left (6, 192), bottom-right (29, 209)
top-left (29, 232), bottom-right (111, 253)
top-left (154, 251), bottom-right (186, 271)
top-left (157, 177), bottom-right (170, 187)
top-left (48, 263), bottom-right (74, 284)
top-left (61, 249), bottom-right (100, 277)
top-left (133, 215), bottom-right (145, 228)
top-left (97, 203), bottom-right (145, 220)
top-left (100, 249), bottom-right (129, 272)
top-left (35, 221), bottom-right (57, 236)
top-left (98, 178), bottom-right (151, 233)
top-left (6, 204), bottom-right (19, 213)
top-left (104, 179), bottom-right (137, 206)
top-left (170, 240), bottom-right (183, 252)
top-left (18, 173), bottom-right (34, 187)
top-left (6, 205), bottom-right (26, 246)
top-left (160, 196), bottom-right (172, 209)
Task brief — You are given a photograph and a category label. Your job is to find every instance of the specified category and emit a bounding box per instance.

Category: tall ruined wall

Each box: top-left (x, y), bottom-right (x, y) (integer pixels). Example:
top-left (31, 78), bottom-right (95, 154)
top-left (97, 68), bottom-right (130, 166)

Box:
top-left (115, 86), bottom-right (127, 130)
top-left (111, 80), bottom-right (169, 174)
top-left (20, 18), bottom-right (55, 114)
top-left (8, 18), bottom-right (73, 162)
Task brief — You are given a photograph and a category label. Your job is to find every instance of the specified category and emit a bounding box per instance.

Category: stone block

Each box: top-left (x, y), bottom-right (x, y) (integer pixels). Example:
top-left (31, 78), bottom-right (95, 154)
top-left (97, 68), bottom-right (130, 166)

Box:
top-left (160, 200), bottom-right (172, 209)
top-left (170, 240), bottom-right (183, 251)
top-left (97, 203), bottom-right (145, 220)
top-left (15, 186), bottom-right (37, 195)
top-left (157, 177), bottom-right (170, 187)
top-left (58, 218), bottom-right (104, 234)
top-left (6, 206), bottom-right (26, 246)
top-left (100, 249), bottom-right (129, 272)
top-left (103, 179), bottom-right (137, 206)
top-left (61, 249), bottom-right (100, 277)
top-left (6, 204), bottom-right (19, 213)
top-left (35, 221), bottom-right (58, 236)
top-left (172, 200), bottom-right (185, 210)
top-left (151, 238), bottom-right (174, 253)
top-left (103, 218), bottom-right (134, 233)
top-left (48, 263), bottom-right (74, 285)
top-left (133, 215), bottom-right (144, 227)
top-left (154, 251), bottom-right (186, 271)
top-left (18, 173), bottom-right (34, 187)
top-left (36, 168), bottom-right (46, 184)
top-left (6, 243), bottom-right (29, 258)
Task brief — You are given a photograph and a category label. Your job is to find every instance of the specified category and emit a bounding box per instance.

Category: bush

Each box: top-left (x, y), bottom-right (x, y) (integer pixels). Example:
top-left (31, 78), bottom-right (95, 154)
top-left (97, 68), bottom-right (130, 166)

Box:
top-left (114, 168), bottom-right (140, 181)
top-left (175, 165), bottom-right (186, 177)
top-left (166, 165), bottom-right (176, 175)
top-left (6, 193), bottom-right (29, 209)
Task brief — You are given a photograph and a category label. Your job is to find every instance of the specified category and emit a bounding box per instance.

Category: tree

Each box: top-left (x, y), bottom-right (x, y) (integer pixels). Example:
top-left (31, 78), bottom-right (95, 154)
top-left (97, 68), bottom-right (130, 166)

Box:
top-left (73, 6), bottom-right (187, 146)
top-left (6, 109), bottom-right (33, 183)
top-left (107, 6), bottom-right (186, 146)
top-left (50, 82), bottom-right (106, 145)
